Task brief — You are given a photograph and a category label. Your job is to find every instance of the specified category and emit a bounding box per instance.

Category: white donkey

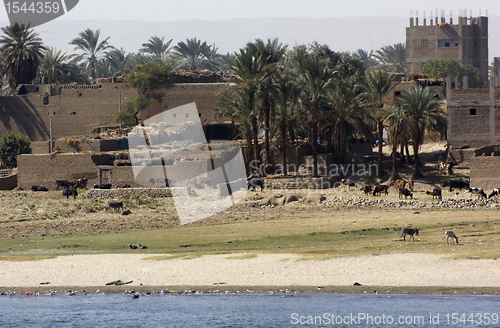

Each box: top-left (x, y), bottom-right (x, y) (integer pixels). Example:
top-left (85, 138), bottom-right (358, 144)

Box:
top-left (444, 230), bottom-right (459, 244)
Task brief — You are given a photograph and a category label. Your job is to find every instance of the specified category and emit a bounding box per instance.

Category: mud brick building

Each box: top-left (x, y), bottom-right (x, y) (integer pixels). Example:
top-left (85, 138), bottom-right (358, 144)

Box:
top-left (0, 73), bottom-right (231, 145)
top-left (406, 12), bottom-right (488, 81)
top-left (447, 80), bottom-right (500, 148)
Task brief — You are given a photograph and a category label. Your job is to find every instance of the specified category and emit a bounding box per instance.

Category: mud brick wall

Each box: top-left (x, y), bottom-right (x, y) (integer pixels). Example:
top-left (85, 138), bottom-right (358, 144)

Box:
top-left (0, 82), bottom-right (227, 142)
top-left (470, 155), bottom-right (500, 190)
top-left (17, 153), bottom-right (99, 190)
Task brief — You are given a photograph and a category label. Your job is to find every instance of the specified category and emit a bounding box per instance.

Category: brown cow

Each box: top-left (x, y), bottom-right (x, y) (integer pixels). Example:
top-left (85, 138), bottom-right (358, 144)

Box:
top-left (361, 184), bottom-right (372, 196)
top-left (372, 185), bottom-right (389, 196)
top-left (408, 177), bottom-right (414, 191)
top-left (395, 179), bottom-right (406, 190)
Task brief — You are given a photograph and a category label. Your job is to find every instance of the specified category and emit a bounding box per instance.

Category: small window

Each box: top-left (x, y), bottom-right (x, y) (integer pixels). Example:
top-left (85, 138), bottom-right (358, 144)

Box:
top-left (444, 42), bottom-right (450, 47)
top-left (185, 113), bottom-right (189, 118)
top-left (173, 113), bottom-right (176, 118)
top-left (470, 108), bottom-right (476, 115)
top-left (421, 40), bottom-right (428, 48)
top-left (394, 91), bottom-right (401, 99)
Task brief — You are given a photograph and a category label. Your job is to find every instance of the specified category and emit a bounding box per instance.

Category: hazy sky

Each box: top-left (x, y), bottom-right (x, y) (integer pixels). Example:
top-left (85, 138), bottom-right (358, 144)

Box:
top-left (0, 0), bottom-right (498, 22)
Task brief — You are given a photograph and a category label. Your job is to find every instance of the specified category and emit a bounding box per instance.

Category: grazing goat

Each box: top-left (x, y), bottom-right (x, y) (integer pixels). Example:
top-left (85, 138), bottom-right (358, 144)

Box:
top-left (62, 188), bottom-right (78, 200)
top-left (341, 179), bottom-right (357, 190)
top-left (108, 201), bottom-right (123, 212)
top-left (56, 180), bottom-right (73, 190)
top-left (93, 183), bottom-right (112, 189)
top-left (247, 176), bottom-right (265, 191)
top-left (31, 185), bottom-right (48, 192)
top-left (488, 188), bottom-right (500, 199)
top-left (444, 230), bottom-right (459, 244)
top-left (401, 228), bottom-right (419, 241)
top-left (426, 188), bottom-right (442, 200)
top-left (469, 187), bottom-right (487, 199)
top-left (372, 185), bottom-right (389, 196)
top-left (199, 177), bottom-right (215, 188)
top-left (73, 178), bottom-right (88, 189)
top-left (399, 188), bottom-right (413, 199)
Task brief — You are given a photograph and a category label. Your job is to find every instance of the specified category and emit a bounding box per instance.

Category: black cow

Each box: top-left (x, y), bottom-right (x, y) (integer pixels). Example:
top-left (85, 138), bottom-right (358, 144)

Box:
top-left (443, 179), bottom-right (469, 192)
top-left (398, 188), bottom-right (413, 199)
top-left (93, 184), bottom-right (112, 189)
top-left (62, 188), bottom-right (78, 199)
top-left (108, 201), bottom-right (123, 211)
top-left (247, 177), bottom-right (265, 191)
top-left (56, 180), bottom-right (73, 190)
top-left (31, 185), bottom-right (48, 192)
top-left (372, 185), bottom-right (389, 196)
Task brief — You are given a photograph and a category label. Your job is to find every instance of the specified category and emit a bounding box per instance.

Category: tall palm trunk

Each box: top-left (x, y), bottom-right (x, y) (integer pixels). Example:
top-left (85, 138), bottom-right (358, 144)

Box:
top-left (389, 130), bottom-right (401, 182)
top-left (311, 98), bottom-right (319, 177)
top-left (264, 99), bottom-right (271, 167)
top-left (252, 115), bottom-right (260, 173)
top-left (280, 114), bottom-right (287, 176)
top-left (377, 120), bottom-right (384, 178)
top-left (412, 143), bottom-right (423, 178)
top-left (245, 129), bottom-right (254, 173)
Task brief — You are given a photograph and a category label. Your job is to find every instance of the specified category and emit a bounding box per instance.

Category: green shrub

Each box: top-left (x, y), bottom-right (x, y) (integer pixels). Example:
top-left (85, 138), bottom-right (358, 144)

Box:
top-left (0, 132), bottom-right (32, 168)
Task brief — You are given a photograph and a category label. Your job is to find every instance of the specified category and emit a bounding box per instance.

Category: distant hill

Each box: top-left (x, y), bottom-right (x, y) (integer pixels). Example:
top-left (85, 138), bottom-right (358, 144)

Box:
top-left (1, 16), bottom-right (498, 61)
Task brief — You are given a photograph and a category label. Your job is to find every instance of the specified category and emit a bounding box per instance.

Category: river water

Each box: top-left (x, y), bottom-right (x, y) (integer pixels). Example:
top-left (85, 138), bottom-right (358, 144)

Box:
top-left (0, 293), bottom-right (499, 327)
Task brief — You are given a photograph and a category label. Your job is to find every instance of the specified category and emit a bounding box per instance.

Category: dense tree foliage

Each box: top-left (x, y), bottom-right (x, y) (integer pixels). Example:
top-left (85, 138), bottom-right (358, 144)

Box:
top-left (0, 132), bottom-right (32, 168)
top-left (422, 59), bottom-right (486, 88)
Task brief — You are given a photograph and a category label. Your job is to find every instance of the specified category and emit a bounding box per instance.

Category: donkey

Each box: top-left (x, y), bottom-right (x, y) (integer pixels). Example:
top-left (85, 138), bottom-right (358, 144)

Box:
top-left (444, 230), bottom-right (459, 244)
top-left (401, 228), bottom-right (419, 241)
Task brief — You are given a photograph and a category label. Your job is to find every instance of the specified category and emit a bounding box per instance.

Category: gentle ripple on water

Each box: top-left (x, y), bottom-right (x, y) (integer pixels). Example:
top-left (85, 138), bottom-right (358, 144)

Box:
top-left (0, 293), bottom-right (499, 327)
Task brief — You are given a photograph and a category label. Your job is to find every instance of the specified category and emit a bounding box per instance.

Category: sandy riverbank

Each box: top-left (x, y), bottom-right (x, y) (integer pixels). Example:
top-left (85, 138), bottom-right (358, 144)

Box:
top-left (1, 253), bottom-right (499, 294)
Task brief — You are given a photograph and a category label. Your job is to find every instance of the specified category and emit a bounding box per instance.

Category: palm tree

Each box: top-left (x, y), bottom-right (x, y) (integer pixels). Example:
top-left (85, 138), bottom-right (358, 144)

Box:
top-left (0, 23), bottom-right (46, 89)
top-left (105, 48), bottom-right (136, 77)
top-left (36, 47), bottom-right (67, 84)
top-left (379, 104), bottom-right (410, 181)
top-left (397, 85), bottom-right (446, 178)
top-left (362, 70), bottom-right (399, 178)
top-left (69, 28), bottom-right (114, 80)
top-left (274, 74), bottom-right (298, 176)
top-left (139, 36), bottom-right (173, 61)
top-left (294, 53), bottom-right (332, 176)
top-left (324, 76), bottom-right (371, 162)
top-left (249, 38), bottom-right (288, 168)
top-left (228, 47), bottom-right (274, 167)
top-left (373, 43), bottom-right (406, 74)
top-left (352, 49), bottom-right (378, 70)
top-left (215, 89), bottom-right (255, 172)
top-left (173, 37), bottom-right (211, 70)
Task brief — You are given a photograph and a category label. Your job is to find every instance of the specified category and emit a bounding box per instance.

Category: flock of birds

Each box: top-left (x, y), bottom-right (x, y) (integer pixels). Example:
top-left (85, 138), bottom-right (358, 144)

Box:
top-left (128, 243), bottom-right (147, 250)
